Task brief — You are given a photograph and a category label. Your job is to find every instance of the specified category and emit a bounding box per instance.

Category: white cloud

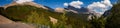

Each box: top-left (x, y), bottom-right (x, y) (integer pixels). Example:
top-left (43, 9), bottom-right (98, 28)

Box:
top-left (87, 0), bottom-right (112, 14)
top-left (64, 3), bottom-right (68, 6)
top-left (15, 0), bottom-right (34, 4)
top-left (63, 1), bottom-right (83, 8)
top-left (101, 0), bottom-right (112, 6)
top-left (69, 1), bottom-right (83, 8)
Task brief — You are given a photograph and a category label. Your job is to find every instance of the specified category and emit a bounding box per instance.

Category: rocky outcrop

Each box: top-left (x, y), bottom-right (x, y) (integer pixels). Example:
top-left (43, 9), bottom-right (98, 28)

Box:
top-left (0, 15), bottom-right (35, 28)
top-left (0, 22), bottom-right (35, 28)
top-left (49, 16), bottom-right (58, 25)
top-left (0, 15), bottom-right (13, 24)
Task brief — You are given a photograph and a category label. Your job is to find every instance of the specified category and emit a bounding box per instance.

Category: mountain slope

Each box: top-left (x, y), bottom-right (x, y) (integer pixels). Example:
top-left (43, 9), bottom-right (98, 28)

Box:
top-left (0, 5), bottom-right (92, 28)
top-left (4, 1), bottom-right (48, 10)
top-left (102, 10), bottom-right (111, 17)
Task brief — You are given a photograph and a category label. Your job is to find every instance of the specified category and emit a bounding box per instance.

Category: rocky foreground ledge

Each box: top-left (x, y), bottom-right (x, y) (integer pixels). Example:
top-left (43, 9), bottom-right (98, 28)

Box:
top-left (0, 15), bottom-right (35, 28)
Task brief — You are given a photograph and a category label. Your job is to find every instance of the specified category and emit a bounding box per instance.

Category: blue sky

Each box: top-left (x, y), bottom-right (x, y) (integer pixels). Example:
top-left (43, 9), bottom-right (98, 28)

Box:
top-left (34, 0), bottom-right (117, 9)
top-left (0, 0), bottom-right (117, 9)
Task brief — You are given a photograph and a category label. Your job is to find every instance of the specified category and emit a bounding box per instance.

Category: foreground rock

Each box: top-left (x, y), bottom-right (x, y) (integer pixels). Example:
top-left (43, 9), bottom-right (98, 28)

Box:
top-left (0, 15), bottom-right (35, 28)
top-left (0, 15), bottom-right (13, 24)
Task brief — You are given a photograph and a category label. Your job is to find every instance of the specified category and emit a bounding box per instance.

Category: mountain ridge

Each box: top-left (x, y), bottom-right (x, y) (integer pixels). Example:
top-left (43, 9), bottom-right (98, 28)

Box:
top-left (3, 1), bottom-right (49, 10)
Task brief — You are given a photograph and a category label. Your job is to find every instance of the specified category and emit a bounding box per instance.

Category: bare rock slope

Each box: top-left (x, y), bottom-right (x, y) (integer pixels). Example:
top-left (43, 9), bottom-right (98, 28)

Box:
top-left (0, 15), bottom-right (35, 28)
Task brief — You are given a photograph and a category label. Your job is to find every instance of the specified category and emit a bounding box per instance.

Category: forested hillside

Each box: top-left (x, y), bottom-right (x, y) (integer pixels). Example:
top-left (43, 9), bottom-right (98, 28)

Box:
top-left (0, 5), bottom-right (91, 28)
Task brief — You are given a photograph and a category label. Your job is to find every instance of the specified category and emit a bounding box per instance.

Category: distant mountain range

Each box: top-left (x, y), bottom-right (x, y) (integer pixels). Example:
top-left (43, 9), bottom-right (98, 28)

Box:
top-left (65, 5), bottom-right (90, 14)
top-left (0, 1), bottom-right (108, 21)
top-left (0, 1), bottom-right (115, 28)
top-left (64, 5), bottom-right (103, 20)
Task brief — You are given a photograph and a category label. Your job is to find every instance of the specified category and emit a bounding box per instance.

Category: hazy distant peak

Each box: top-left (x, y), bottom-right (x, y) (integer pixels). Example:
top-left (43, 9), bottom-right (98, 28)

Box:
top-left (55, 7), bottom-right (66, 13)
